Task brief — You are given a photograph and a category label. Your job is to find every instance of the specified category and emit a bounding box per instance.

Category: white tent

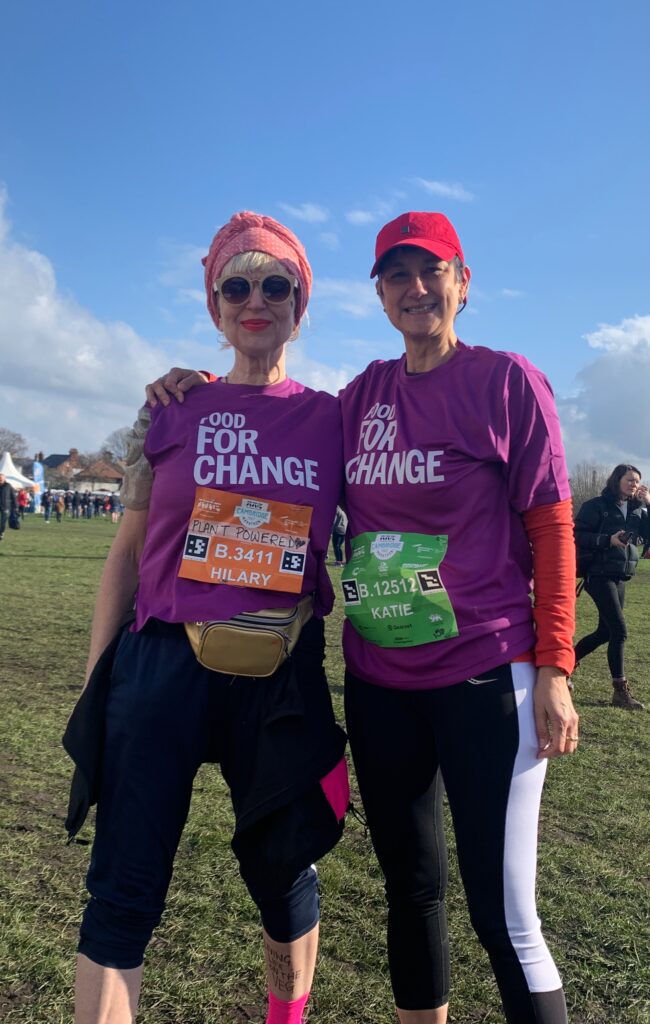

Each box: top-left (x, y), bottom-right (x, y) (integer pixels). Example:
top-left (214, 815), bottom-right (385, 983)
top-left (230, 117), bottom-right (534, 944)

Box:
top-left (0, 451), bottom-right (35, 490)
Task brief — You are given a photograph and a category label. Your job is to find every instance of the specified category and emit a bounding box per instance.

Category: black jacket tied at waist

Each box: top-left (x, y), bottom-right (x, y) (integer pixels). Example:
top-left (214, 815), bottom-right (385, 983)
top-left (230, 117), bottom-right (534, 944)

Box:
top-left (62, 618), bottom-right (347, 893)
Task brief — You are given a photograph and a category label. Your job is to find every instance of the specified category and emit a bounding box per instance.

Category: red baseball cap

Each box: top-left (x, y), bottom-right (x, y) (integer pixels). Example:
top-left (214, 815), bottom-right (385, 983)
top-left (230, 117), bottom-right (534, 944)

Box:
top-left (370, 211), bottom-right (465, 278)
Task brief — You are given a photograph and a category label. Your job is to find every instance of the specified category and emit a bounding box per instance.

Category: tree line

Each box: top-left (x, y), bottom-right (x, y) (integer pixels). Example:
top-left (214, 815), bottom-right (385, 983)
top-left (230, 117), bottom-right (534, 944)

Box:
top-left (0, 426), bottom-right (132, 488)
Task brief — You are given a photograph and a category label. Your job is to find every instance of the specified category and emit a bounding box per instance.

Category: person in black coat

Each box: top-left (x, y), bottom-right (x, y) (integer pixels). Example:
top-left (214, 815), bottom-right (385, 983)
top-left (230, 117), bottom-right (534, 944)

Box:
top-left (574, 464), bottom-right (648, 709)
top-left (0, 473), bottom-right (17, 540)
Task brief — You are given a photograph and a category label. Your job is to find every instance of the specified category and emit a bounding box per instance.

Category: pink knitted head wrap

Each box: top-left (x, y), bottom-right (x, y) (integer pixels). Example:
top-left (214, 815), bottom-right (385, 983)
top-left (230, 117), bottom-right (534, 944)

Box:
top-left (202, 211), bottom-right (313, 327)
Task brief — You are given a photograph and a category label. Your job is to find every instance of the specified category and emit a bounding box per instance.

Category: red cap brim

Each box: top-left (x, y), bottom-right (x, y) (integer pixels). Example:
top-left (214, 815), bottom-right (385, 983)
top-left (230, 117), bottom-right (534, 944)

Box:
top-left (370, 237), bottom-right (459, 278)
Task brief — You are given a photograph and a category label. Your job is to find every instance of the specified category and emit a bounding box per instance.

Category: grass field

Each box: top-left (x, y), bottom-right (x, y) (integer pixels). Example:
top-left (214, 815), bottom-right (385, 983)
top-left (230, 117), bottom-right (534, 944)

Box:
top-left (1, 515), bottom-right (649, 1023)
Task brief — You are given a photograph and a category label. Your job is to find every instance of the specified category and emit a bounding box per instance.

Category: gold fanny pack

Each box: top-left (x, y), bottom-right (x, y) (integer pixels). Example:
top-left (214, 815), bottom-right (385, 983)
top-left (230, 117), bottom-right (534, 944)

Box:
top-left (184, 595), bottom-right (314, 677)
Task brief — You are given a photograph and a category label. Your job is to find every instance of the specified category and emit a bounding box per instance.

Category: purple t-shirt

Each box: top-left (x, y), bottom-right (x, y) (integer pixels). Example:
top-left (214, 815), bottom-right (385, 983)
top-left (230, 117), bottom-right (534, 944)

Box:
top-left (340, 343), bottom-right (570, 689)
top-left (134, 378), bottom-right (342, 629)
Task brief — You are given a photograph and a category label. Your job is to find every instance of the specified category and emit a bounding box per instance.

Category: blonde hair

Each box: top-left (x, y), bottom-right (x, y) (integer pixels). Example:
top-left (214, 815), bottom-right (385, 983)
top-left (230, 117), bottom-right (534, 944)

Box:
top-left (220, 250), bottom-right (288, 276)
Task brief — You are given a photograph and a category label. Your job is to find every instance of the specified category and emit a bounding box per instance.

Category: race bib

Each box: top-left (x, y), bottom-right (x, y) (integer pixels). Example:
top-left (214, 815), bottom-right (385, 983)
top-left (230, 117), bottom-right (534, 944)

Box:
top-left (341, 532), bottom-right (458, 648)
top-left (178, 487), bottom-right (312, 594)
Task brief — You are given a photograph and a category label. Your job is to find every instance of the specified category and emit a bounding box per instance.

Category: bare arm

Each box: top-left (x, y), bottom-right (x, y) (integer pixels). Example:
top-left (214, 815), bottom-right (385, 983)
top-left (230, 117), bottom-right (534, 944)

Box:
top-left (85, 508), bottom-right (149, 683)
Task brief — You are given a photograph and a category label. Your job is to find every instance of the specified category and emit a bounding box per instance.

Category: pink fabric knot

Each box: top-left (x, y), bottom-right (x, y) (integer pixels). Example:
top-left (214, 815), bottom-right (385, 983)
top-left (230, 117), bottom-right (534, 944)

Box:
top-left (203, 210), bottom-right (312, 327)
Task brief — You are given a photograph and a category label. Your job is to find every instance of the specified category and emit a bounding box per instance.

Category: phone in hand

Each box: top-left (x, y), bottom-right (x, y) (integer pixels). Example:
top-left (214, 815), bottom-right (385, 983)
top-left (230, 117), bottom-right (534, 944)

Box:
top-left (619, 531), bottom-right (635, 544)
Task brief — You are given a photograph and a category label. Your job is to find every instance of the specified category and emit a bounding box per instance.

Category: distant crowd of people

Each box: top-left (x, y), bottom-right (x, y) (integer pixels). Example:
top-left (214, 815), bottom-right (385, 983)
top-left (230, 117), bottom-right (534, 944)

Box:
top-left (20, 489), bottom-right (124, 524)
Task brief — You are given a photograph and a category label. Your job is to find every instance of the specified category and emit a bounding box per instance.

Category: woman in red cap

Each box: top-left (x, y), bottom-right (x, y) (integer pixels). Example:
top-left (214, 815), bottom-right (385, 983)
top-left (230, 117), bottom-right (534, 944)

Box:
top-left (150, 210), bottom-right (578, 1024)
top-left (338, 211), bottom-right (577, 1024)
top-left (64, 211), bottom-right (348, 1024)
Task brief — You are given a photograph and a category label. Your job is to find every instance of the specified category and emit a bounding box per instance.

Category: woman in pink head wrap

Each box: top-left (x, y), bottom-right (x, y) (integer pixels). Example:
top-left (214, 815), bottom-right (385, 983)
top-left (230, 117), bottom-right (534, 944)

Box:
top-left (65, 212), bottom-right (347, 1024)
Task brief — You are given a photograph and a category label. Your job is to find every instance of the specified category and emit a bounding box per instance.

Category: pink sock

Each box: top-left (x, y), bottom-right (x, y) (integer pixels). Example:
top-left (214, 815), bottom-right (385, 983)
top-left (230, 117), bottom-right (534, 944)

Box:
top-left (266, 989), bottom-right (310, 1024)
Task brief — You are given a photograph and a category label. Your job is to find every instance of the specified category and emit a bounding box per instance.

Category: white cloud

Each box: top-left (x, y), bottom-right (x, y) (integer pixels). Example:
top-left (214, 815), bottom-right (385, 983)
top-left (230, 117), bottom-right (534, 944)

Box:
top-left (345, 198), bottom-right (395, 226)
top-left (501, 288), bottom-right (525, 298)
top-left (277, 202), bottom-right (329, 224)
top-left (558, 315), bottom-right (650, 469)
top-left (334, 336), bottom-right (403, 361)
top-left (319, 231), bottom-right (340, 250)
top-left (584, 315), bottom-right (650, 352)
top-left (312, 278), bottom-right (379, 318)
top-left (178, 288), bottom-right (205, 304)
top-left (0, 189), bottom-right (218, 453)
top-left (345, 209), bottom-right (378, 225)
top-left (412, 178), bottom-right (475, 202)
top-left (286, 342), bottom-right (353, 394)
top-left (158, 242), bottom-right (206, 288)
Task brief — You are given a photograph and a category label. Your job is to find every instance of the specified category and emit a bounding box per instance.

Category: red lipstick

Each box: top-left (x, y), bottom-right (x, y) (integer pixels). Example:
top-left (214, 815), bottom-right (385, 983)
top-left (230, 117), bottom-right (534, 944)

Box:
top-left (241, 320), bottom-right (272, 332)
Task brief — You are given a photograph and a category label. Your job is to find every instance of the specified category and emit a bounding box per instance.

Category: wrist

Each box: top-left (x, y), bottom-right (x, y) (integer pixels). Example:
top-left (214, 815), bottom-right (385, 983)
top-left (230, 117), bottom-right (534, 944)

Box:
top-left (536, 665), bottom-right (573, 692)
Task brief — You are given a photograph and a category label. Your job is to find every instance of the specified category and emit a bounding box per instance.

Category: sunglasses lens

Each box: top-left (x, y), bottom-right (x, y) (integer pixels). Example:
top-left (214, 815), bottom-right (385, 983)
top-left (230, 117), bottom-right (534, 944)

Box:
top-left (261, 275), bottom-right (292, 303)
top-left (220, 277), bottom-right (251, 304)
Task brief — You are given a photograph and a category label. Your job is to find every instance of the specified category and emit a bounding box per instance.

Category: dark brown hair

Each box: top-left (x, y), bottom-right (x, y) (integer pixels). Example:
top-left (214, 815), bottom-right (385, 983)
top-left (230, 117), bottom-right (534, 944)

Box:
top-left (604, 464), bottom-right (642, 498)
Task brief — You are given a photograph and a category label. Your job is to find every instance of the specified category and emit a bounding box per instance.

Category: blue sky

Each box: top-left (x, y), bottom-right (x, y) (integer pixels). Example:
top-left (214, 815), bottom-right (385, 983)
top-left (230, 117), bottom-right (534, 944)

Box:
top-left (1, 0), bottom-right (649, 469)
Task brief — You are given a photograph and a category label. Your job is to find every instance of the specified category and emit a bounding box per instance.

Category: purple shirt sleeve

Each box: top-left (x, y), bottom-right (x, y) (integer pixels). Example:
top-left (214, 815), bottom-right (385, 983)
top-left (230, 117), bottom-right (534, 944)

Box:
top-left (498, 356), bottom-right (571, 514)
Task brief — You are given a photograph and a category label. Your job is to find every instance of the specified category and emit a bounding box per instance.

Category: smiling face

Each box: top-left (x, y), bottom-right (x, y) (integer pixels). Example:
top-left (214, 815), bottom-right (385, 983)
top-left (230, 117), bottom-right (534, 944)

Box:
top-left (214, 255), bottom-right (297, 362)
top-left (377, 246), bottom-right (470, 348)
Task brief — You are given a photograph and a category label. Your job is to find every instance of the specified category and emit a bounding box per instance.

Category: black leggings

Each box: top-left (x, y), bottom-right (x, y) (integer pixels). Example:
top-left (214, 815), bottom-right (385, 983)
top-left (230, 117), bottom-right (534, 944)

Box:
top-left (575, 576), bottom-right (627, 678)
top-left (332, 531), bottom-right (345, 562)
top-left (345, 664), bottom-right (567, 1024)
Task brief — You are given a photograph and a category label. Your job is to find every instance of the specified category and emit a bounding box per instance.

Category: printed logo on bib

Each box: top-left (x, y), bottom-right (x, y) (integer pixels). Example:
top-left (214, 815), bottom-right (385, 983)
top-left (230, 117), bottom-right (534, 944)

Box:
top-left (341, 531), bottom-right (458, 648)
top-left (345, 402), bottom-right (445, 487)
top-left (179, 486), bottom-right (311, 593)
top-left (234, 498), bottom-right (272, 529)
top-left (370, 533), bottom-right (404, 561)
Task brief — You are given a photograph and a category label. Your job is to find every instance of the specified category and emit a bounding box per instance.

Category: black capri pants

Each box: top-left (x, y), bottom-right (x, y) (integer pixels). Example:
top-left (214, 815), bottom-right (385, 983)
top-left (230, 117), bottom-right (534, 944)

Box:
top-left (78, 618), bottom-right (345, 969)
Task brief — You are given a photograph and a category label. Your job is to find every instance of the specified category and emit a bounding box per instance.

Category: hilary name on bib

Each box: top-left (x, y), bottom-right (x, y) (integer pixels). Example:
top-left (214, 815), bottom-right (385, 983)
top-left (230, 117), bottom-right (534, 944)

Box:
top-left (178, 487), bottom-right (312, 593)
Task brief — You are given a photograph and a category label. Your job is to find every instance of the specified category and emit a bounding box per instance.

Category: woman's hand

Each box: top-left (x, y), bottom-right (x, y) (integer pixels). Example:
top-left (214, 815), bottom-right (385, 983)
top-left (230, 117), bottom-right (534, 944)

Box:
top-left (534, 666), bottom-right (580, 759)
top-left (145, 367), bottom-right (208, 407)
top-left (610, 530), bottom-right (628, 549)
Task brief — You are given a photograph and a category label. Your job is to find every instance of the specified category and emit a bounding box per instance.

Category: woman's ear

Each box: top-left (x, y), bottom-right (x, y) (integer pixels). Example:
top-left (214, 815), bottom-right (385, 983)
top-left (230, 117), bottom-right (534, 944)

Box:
top-left (461, 265), bottom-right (471, 303)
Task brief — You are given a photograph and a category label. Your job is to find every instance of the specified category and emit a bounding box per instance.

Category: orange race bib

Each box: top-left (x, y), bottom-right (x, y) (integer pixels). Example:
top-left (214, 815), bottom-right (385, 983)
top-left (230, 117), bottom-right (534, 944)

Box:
top-left (178, 487), bottom-right (312, 594)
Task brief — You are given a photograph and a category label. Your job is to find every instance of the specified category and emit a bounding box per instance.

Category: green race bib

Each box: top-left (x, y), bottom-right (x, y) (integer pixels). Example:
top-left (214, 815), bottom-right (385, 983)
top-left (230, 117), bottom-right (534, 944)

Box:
top-left (341, 532), bottom-right (459, 648)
